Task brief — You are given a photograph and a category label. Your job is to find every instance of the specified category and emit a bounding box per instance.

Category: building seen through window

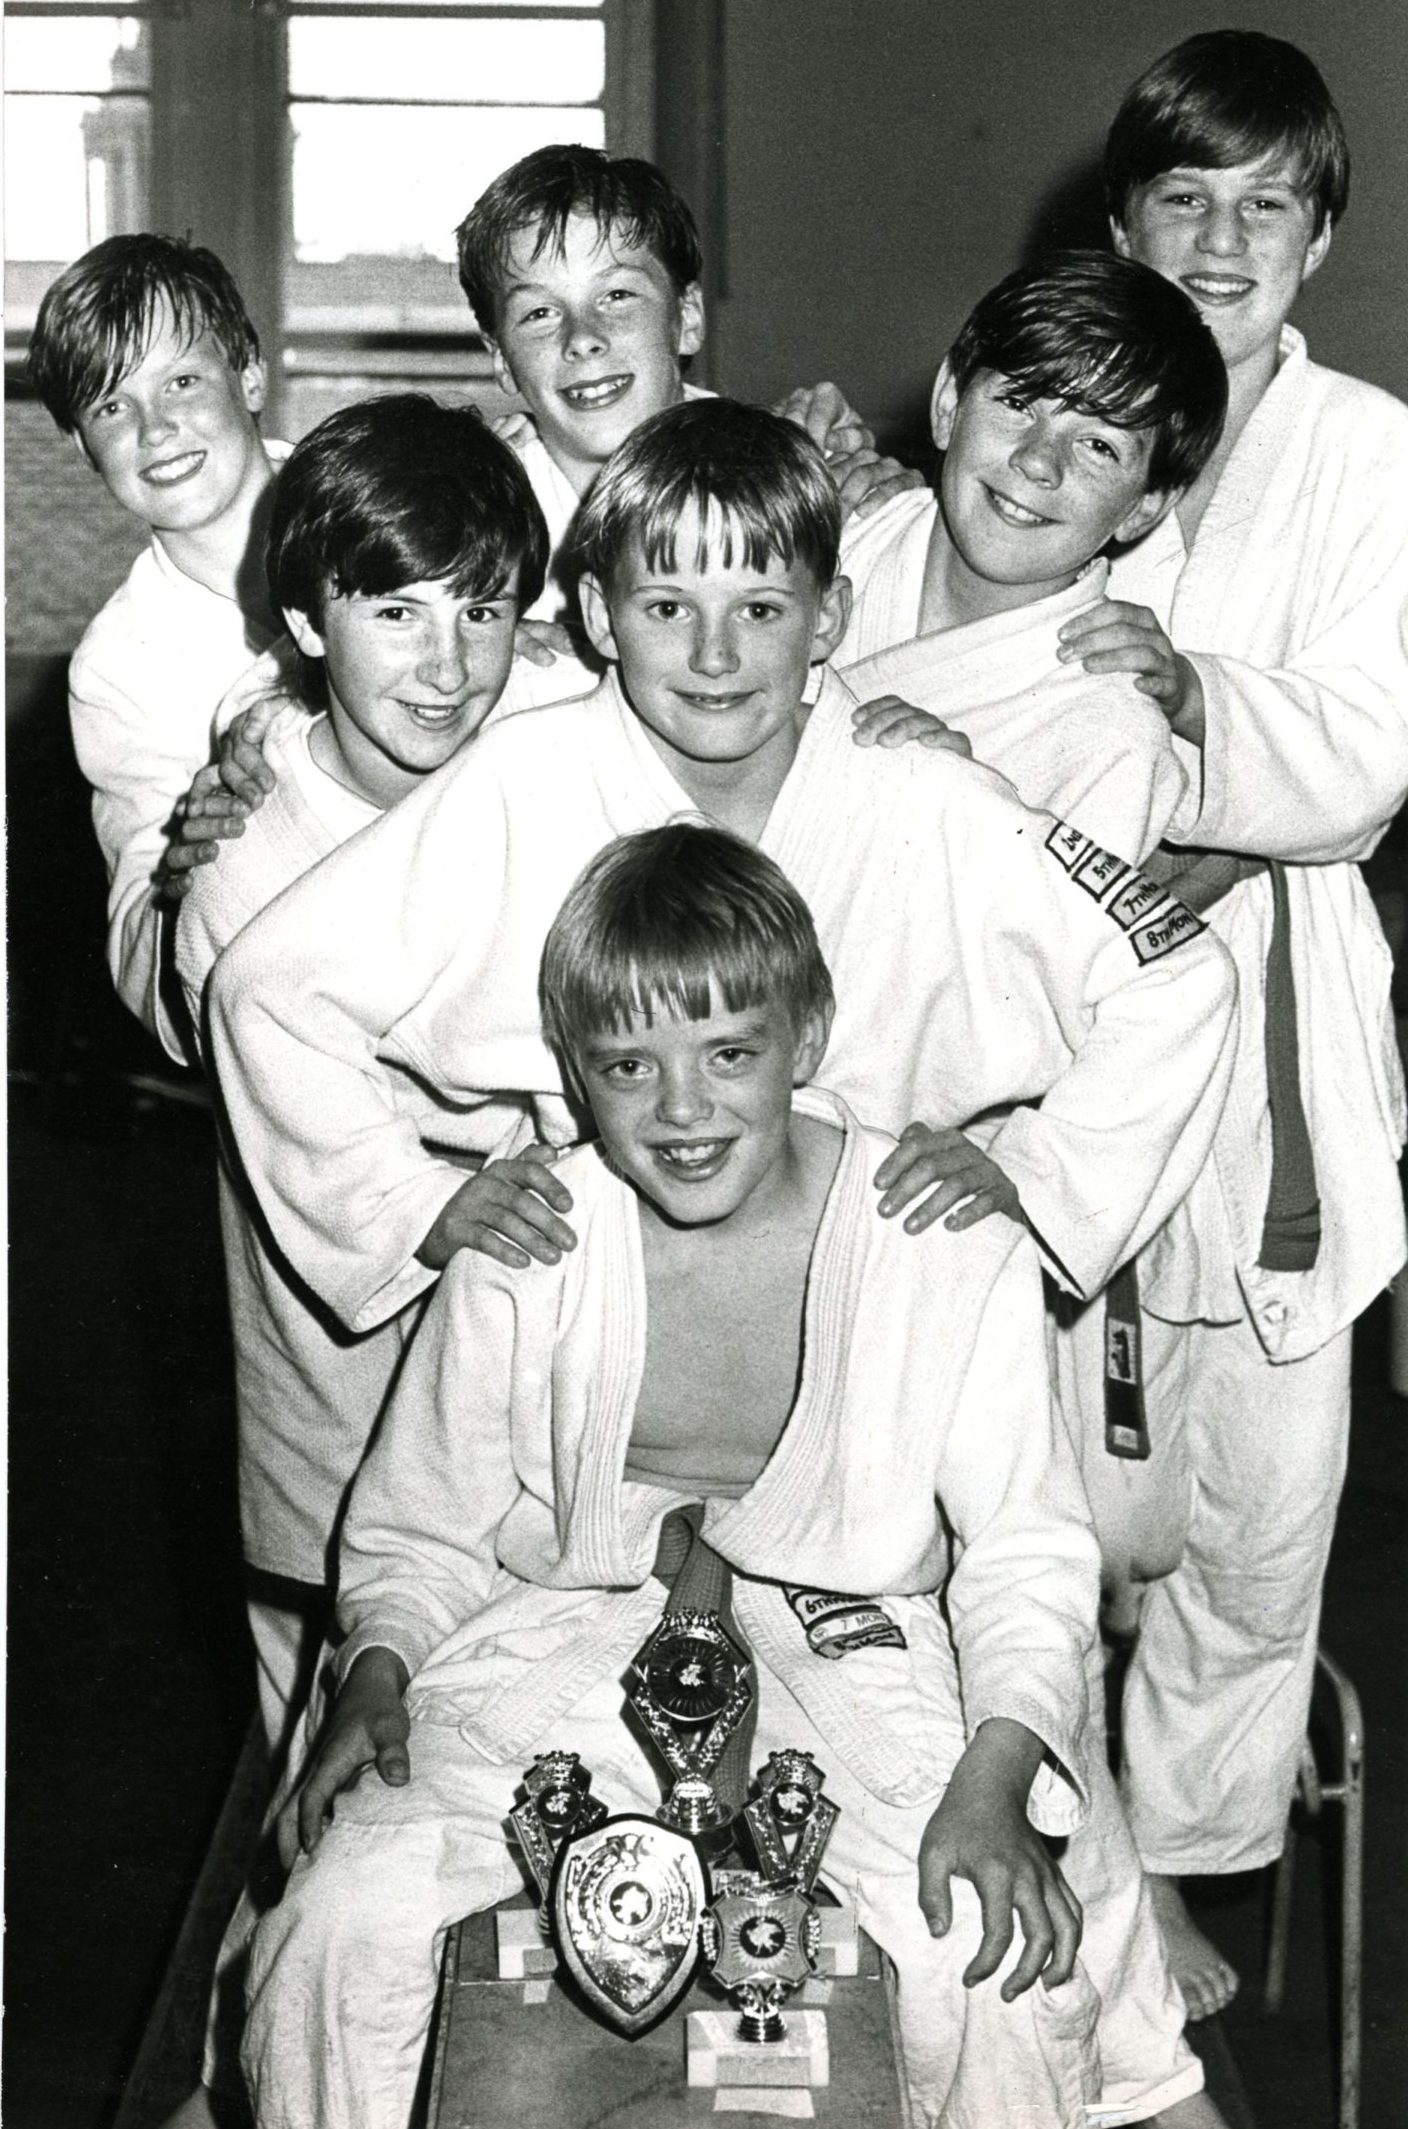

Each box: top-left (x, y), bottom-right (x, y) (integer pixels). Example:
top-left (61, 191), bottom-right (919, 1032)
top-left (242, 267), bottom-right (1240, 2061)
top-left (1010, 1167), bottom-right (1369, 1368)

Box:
top-left (4, 15), bottom-right (152, 327)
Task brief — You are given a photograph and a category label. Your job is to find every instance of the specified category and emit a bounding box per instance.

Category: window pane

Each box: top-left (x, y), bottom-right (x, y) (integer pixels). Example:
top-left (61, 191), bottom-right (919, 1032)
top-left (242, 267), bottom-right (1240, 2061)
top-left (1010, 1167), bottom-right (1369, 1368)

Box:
top-left (4, 93), bottom-right (150, 261)
top-left (291, 2), bottom-right (600, 10)
top-left (3, 16), bottom-right (149, 93)
top-left (289, 102), bottom-right (604, 263)
top-left (288, 16), bottom-right (603, 102)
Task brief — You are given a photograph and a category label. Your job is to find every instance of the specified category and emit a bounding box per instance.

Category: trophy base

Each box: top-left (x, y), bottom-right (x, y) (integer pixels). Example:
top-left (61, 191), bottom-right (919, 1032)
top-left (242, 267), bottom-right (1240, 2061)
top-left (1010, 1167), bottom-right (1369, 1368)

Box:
top-left (816, 1896), bottom-right (860, 1976)
top-left (495, 1903), bottom-right (558, 1979)
top-left (685, 2007), bottom-right (830, 2088)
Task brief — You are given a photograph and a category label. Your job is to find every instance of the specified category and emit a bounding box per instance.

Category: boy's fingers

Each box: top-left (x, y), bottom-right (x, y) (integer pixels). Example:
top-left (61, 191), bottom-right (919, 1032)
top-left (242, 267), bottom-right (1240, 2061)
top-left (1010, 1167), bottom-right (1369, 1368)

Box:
top-left (1042, 1878), bottom-right (1082, 1990)
top-left (483, 1212), bottom-right (566, 1264)
top-left (1001, 1895), bottom-right (1056, 2000)
top-left (846, 464), bottom-right (926, 519)
top-left (515, 632), bottom-right (557, 669)
top-left (374, 1739), bottom-right (411, 1786)
top-left (872, 1124), bottom-right (946, 1189)
top-left (512, 1153), bottom-right (575, 1214)
top-left (943, 1190), bottom-right (1004, 1231)
top-left (276, 1796), bottom-right (303, 1874)
top-left (920, 1865), bottom-right (953, 1939)
top-left (961, 1875), bottom-right (1015, 1988)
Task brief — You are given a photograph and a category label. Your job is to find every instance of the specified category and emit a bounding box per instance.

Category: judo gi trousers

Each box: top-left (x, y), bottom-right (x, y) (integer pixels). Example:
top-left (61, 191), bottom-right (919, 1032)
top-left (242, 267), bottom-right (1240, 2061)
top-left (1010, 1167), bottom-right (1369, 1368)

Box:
top-left (1058, 1303), bottom-right (1351, 1874)
top-left (242, 1665), bottom-right (1103, 2129)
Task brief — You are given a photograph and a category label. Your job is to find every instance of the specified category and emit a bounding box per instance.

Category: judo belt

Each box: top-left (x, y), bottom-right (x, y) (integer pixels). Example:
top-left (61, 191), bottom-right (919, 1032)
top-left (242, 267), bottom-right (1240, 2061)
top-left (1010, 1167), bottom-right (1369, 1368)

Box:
top-left (652, 1505), bottom-right (757, 1820)
top-left (652, 1511), bottom-right (909, 1808)
top-left (1103, 1260), bottom-right (1149, 1461)
top-left (1102, 851), bottom-right (1321, 1456)
top-left (1257, 861), bottom-right (1321, 1272)
top-left (1142, 845), bottom-right (1319, 1269)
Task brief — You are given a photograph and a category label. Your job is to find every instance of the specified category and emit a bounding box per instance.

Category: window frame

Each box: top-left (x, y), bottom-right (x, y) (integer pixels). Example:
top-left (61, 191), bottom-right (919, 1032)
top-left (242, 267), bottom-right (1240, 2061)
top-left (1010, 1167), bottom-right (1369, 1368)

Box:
top-left (4, 0), bottom-right (656, 425)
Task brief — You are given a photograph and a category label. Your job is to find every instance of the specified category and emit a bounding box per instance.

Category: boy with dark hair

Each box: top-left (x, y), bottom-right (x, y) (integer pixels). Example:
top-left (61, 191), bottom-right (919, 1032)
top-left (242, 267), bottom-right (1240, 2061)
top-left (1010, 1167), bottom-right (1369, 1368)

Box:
top-left (839, 249), bottom-right (1225, 861)
top-left (243, 821), bottom-right (1102, 2129)
top-left (30, 232), bottom-right (290, 1056)
top-left (1054, 30), bottom-right (1408, 2016)
top-left (179, 393), bottom-right (562, 1755)
top-left (168, 395), bottom-right (573, 2129)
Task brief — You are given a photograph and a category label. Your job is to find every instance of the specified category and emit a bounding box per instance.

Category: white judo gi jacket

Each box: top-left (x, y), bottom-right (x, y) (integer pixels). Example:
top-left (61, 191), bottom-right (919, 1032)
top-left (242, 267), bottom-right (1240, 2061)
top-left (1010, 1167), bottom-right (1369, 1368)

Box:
top-left (338, 1088), bottom-right (1097, 1824)
top-left (1109, 328), bottom-right (1408, 1356)
top-left (67, 441), bottom-right (293, 1060)
top-left (176, 681), bottom-right (550, 1577)
top-left (838, 498), bottom-right (1185, 867)
top-left (208, 668), bottom-right (1235, 1337)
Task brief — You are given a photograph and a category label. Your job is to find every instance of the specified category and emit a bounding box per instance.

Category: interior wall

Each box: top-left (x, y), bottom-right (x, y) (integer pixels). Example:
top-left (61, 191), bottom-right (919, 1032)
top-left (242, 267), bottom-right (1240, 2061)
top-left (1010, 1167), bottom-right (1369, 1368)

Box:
top-left (708, 0), bottom-right (1408, 451)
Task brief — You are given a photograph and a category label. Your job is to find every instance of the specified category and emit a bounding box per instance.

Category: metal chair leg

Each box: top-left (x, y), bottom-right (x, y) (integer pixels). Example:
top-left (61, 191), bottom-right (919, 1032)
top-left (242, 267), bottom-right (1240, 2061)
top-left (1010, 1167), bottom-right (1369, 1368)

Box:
top-left (1264, 1648), bottom-right (1363, 2129)
top-left (1314, 1648), bottom-right (1364, 2129)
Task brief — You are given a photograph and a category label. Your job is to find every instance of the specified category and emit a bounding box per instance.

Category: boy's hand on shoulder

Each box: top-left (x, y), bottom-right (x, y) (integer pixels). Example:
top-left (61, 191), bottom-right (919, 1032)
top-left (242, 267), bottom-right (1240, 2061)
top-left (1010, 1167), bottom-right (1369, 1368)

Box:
top-left (216, 699), bottom-right (281, 807)
top-left (851, 694), bottom-right (972, 757)
top-left (157, 764), bottom-right (252, 898)
top-left (514, 617), bottom-right (579, 668)
top-left (1057, 600), bottom-right (1206, 746)
top-left (772, 381), bottom-right (923, 520)
top-left (774, 380), bottom-right (871, 455)
top-left (418, 1145), bottom-right (579, 1272)
top-left (919, 1717), bottom-right (1082, 2000)
top-left (829, 447), bottom-right (926, 522)
top-left (490, 408), bottom-right (538, 452)
top-left (874, 1123), bottom-right (1021, 1234)
top-left (279, 1646), bottom-right (410, 1870)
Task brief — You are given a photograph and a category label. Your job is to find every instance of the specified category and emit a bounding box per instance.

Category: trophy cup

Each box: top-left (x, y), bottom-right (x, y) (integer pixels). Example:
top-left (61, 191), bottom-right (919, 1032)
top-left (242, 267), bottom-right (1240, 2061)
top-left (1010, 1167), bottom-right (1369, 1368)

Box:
top-left (626, 1607), bottom-right (754, 1835)
top-left (501, 1752), bottom-right (609, 1977)
top-left (510, 1750), bottom-right (608, 1909)
top-left (743, 1750), bottom-right (839, 1894)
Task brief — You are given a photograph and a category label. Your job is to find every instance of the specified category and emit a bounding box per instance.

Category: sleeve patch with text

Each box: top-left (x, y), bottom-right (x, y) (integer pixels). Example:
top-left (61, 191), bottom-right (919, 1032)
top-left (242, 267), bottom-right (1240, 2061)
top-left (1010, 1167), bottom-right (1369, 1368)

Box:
top-left (1044, 821), bottom-right (1204, 961)
top-left (1129, 900), bottom-right (1206, 964)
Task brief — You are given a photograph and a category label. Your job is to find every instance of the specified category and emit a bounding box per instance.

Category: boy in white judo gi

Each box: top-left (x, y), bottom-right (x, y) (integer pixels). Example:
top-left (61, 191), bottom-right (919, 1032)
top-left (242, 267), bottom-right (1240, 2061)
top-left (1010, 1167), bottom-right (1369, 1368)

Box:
top-left (1057, 30), bottom-right (1408, 2015)
top-left (243, 821), bottom-right (1104, 2129)
top-left (165, 396), bottom-right (572, 2129)
top-left (209, 401), bottom-right (1233, 2122)
top-left (29, 234), bottom-right (292, 1058)
top-left (455, 141), bottom-right (913, 644)
top-left (832, 249), bottom-right (1238, 2124)
top-left (177, 392), bottom-right (562, 1760)
top-left (838, 249), bottom-right (1226, 867)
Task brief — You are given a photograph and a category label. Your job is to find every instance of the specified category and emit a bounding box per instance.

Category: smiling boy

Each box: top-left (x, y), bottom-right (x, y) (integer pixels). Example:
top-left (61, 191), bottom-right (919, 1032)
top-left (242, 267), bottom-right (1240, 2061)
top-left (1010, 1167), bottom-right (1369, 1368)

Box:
top-left (177, 395), bottom-right (568, 1756)
top-left (241, 823), bottom-right (1102, 2129)
top-left (29, 234), bottom-right (291, 1056)
top-left (457, 145), bottom-right (912, 641)
top-left (838, 251), bottom-right (1225, 863)
top-left (1053, 32), bottom-right (1408, 2017)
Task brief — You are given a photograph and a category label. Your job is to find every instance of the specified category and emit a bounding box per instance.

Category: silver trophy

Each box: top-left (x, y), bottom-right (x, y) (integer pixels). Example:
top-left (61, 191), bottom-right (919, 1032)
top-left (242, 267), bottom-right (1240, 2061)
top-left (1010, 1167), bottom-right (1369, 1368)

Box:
top-left (743, 1748), bottom-right (839, 1893)
top-left (627, 1607), bottom-right (754, 1834)
top-left (510, 1750), bottom-right (608, 1909)
top-left (699, 1873), bottom-right (822, 2041)
top-left (552, 1814), bottom-right (710, 2034)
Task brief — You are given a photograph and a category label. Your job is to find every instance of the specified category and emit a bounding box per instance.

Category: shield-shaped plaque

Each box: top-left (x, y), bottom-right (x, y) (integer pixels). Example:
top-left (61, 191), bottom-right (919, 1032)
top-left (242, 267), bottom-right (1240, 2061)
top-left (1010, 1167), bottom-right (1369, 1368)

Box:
top-left (551, 1814), bottom-right (709, 2035)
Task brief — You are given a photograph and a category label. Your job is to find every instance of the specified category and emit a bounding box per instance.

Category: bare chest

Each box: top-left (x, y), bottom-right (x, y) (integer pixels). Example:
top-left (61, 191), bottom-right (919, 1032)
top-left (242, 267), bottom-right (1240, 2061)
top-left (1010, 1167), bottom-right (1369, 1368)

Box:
top-left (627, 1233), bottom-right (814, 1494)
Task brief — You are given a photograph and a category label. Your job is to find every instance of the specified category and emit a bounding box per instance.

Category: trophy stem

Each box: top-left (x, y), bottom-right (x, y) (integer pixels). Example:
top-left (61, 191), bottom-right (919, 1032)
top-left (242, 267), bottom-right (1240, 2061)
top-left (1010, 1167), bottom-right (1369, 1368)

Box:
top-left (734, 1979), bottom-right (788, 2043)
top-left (660, 1778), bottom-right (734, 1836)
